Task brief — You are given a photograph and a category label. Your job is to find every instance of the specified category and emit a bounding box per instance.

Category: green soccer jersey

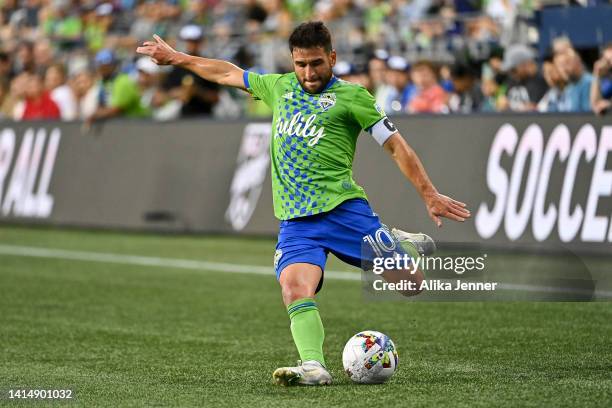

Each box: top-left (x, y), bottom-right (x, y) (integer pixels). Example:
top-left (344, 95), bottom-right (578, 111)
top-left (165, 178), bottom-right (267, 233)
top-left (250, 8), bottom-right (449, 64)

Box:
top-left (245, 71), bottom-right (387, 220)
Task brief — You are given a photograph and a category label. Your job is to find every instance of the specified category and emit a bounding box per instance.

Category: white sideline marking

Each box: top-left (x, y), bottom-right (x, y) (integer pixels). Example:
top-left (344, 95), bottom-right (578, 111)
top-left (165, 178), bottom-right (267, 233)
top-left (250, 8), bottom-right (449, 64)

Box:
top-left (0, 244), bottom-right (358, 281)
top-left (1, 244), bottom-right (611, 299)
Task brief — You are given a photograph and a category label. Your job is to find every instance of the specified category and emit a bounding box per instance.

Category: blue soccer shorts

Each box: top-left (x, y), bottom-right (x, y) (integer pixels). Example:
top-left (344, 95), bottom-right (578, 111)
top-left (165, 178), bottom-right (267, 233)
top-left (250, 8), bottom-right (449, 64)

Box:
top-left (274, 198), bottom-right (405, 292)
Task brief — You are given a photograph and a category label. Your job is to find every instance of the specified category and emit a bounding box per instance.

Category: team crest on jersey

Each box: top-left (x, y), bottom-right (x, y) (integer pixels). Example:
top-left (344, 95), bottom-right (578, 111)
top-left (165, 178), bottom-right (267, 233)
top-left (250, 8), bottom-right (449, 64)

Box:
top-left (318, 93), bottom-right (336, 111)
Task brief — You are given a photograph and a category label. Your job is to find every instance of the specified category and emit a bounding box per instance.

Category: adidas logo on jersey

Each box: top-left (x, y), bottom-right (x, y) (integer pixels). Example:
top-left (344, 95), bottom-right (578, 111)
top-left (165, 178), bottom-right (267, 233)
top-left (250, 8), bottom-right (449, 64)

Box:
top-left (282, 92), bottom-right (294, 100)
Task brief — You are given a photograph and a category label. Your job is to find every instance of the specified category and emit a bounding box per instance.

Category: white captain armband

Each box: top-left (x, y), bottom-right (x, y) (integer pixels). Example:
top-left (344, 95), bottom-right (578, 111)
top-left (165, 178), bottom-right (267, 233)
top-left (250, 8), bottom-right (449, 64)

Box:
top-left (367, 117), bottom-right (398, 146)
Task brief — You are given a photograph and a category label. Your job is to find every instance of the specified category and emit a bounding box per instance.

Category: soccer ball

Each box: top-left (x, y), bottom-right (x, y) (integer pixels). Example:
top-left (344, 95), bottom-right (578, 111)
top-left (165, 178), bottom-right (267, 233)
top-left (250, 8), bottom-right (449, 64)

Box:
top-left (342, 330), bottom-right (398, 384)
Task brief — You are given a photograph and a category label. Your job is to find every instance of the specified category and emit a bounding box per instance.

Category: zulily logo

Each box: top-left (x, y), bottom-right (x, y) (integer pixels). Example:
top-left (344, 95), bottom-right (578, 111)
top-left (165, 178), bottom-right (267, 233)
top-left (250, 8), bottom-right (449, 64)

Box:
top-left (275, 112), bottom-right (325, 147)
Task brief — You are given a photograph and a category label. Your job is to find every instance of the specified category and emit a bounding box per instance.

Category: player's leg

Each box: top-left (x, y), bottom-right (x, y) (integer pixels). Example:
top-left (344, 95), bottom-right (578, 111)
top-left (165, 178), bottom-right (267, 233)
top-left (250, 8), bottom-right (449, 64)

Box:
top-left (385, 228), bottom-right (436, 296)
top-left (272, 219), bottom-right (332, 386)
top-left (323, 199), bottom-right (431, 297)
top-left (273, 262), bottom-right (332, 386)
top-left (280, 263), bottom-right (326, 366)
top-left (363, 226), bottom-right (426, 297)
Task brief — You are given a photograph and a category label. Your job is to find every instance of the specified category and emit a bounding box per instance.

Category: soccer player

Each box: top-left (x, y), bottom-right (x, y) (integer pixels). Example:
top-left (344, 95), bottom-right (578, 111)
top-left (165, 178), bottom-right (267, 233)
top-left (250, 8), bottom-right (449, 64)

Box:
top-left (137, 21), bottom-right (471, 386)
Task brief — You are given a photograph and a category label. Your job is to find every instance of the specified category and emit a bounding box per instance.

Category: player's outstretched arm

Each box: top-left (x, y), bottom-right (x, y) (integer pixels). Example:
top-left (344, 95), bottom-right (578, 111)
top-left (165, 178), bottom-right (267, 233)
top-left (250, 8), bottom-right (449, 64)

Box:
top-left (136, 35), bottom-right (246, 90)
top-left (383, 133), bottom-right (471, 227)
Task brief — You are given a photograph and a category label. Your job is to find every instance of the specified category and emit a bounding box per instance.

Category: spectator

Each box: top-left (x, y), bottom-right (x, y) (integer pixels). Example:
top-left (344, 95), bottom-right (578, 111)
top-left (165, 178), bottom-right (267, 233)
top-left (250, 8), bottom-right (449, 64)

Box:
top-left (333, 60), bottom-right (354, 80)
top-left (83, 3), bottom-right (114, 52)
top-left (162, 24), bottom-right (220, 117)
top-left (0, 80), bottom-right (9, 119)
top-left (129, 1), bottom-right (176, 47)
top-left (207, 22), bottom-right (241, 63)
top-left (135, 56), bottom-right (180, 121)
top-left (364, 0), bottom-right (392, 40)
top-left (14, 41), bottom-right (35, 74)
top-left (261, 0), bottom-right (292, 37)
top-left (368, 49), bottom-right (388, 94)
top-left (480, 76), bottom-right (505, 112)
top-left (2, 72), bottom-right (28, 119)
top-left (44, 0), bottom-right (83, 51)
top-left (246, 0), bottom-right (269, 27)
top-left (591, 42), bottom-right (612, 115)
top-left (21, 0), bottom-right (42, 30)
top-left (20, 73), bottom-right (61, 121)
top-left (552, 36), bottom-right (573, 57)
top-left (378, 55), bottom-right (411, 115)
top-left (480, 48), bottom-right (508, 112)
top-left (501, 44), bottom-right (547, 112)
top-left (333, 60), bottom-right (371, 90)
top-left (448, 64), bottom-right (483, 113)
top-left (87, 49), bottom-right (148, 124)
top-left (0, 51), bottom-right (12, 80)
top-left (397, 0), bottom-right (432, 23)
top-left (439, 64), bottom-right (454, 93)
top-left (1, 0), bottom-right (19, 25)
top-left (180, 0), bottom-right (213, 27)
top-left (136, 57), bottom-right (160, 106)
top-left (482, 46), bottom-right (507, 88)
top-left (45, 63), bottom-right (77, 120)
top-left (554, 49), bottom-right (592, 112)
top-left (70, 69), bottom-right (98, 120)
top-left (34, 38), bottom-right (54, 75)
top-left (538, 60), bottom-right (569, 112)
top-left (407, 60), bottom-right (448, 114)
top-left (233, 45), bottom-right (272, 119)
top-left (285, 0), bottom-right (313, 21)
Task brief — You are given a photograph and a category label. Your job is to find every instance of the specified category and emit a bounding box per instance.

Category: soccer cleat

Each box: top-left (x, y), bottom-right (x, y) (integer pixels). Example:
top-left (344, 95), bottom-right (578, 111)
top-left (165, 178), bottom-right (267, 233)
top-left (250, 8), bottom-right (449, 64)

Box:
top-left (272, 360), bottom-right (332, 386)
top-left (391, 228), bottom-right (436, 256)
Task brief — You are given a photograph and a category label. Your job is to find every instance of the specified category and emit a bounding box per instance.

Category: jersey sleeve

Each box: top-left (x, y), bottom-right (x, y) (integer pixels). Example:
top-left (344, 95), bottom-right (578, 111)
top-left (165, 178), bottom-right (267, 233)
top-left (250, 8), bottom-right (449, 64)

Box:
top-left (244, 71), bottom-right (282, 107)
top-left (351, 85), bottom-right (398, 145)
top-left (351, 86), bottom-right (384, 130)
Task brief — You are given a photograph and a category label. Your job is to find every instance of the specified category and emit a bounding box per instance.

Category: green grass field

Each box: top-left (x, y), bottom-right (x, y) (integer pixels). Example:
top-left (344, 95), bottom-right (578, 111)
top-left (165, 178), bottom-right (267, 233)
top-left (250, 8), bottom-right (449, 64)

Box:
top-left (1, 225), bottom-right (611, 407)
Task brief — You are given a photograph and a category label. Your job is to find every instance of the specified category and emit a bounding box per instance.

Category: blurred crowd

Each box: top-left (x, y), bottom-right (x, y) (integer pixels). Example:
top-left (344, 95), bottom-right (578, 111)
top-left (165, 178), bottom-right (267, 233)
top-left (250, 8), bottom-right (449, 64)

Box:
top-left (0, 0), bottom-right (611, 123)
top-left (362, 39), bottom-right (612, 115)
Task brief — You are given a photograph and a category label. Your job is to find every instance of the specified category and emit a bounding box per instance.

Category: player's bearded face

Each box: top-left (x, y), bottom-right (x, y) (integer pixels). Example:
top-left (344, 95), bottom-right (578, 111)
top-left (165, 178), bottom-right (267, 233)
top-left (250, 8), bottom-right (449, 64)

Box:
top-left (292, 47), bottom-right (336, 94)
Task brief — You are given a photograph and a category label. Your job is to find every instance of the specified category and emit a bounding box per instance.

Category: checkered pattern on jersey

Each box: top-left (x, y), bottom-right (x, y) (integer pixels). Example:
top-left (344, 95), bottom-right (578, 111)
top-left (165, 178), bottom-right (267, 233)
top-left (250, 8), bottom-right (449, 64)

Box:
top-left (274, 78), bottom-right (335, 217)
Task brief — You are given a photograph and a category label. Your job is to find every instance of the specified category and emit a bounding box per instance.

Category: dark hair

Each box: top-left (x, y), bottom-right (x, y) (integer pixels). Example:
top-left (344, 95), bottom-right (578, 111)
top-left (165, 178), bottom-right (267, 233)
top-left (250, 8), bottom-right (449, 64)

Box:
top-left (450, 64), bottom-right (475, 79)
top-left (288, 21), bottom-right (332, 53)
top-left (412, 60), bottom-right (439, 78)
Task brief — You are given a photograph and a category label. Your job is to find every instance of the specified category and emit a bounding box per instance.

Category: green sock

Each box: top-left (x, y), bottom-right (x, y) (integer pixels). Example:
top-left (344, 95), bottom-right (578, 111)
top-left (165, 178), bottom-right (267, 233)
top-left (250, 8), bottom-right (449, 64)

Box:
top-left (287, 298), bottom-right (326, 367)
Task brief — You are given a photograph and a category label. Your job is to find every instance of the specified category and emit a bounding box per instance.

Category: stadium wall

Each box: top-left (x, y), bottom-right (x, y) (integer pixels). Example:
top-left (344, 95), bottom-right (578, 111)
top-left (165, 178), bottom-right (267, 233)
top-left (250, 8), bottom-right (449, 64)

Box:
top-left (0, 115), bottom-right (610, 254)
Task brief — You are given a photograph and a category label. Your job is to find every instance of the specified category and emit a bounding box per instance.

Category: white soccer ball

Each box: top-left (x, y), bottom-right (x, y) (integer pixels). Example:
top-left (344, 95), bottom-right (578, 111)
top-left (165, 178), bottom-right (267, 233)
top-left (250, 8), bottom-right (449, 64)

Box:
top-left (342, 330), bottom-right (398, 384)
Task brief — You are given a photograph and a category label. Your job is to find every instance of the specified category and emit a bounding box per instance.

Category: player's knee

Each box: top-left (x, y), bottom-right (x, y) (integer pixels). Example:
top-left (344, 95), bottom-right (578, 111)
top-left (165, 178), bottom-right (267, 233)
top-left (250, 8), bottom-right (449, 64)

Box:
top-left (281, 281), bottom-right (315, 305)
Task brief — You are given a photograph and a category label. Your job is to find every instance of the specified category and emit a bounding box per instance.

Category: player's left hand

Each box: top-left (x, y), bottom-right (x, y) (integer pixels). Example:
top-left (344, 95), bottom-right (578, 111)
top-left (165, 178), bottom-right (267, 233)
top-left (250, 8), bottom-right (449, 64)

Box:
top-left (424, 192), bottom-right (470, 227)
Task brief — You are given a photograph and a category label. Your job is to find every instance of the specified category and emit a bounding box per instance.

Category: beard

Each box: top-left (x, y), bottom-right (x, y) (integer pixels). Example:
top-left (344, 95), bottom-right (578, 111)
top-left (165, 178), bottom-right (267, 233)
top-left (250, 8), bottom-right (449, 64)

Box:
top-left (297, 71), bottom-right (333, 94)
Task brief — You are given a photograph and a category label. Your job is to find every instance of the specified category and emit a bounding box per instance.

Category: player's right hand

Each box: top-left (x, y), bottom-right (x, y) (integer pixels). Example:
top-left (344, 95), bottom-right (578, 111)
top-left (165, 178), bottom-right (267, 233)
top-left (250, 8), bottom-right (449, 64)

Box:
top-left (424, 192), bottom-right (471, 227)
top-left (136, 34), bottom-right (178, 65)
